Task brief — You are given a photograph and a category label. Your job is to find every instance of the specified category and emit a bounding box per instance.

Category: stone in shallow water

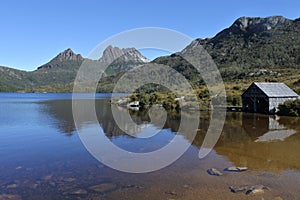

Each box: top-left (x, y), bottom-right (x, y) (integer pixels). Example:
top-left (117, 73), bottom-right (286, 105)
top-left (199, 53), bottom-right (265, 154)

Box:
top-left (6, 184), bottom-right (17, 189)
top-left (49, 181), bottom-right (56, 187)
top-left (69, 189), bottom-right (88, 195)
top-left (207, 168), bottom-right (223, 176)
top-left (230, 185), bottom-right (249, 193)
top-left (274, 197), bottom-right (283, 200)
top-left (230, 185), bottom-right (269, 195)
top-left (63, 178), bottom-right (76, 182)
top-left (42, 175), bottom-right (52, 181)
top-left (246, 185), bottom-right (268, 195)
top-left (165, 191), bottom-right (177, 196)
top-left (89, 183), bottom-right (117, 193)
top-left (30, 183), bottom-right (39, 189)
top-left (225, 166), bottom-right (248, 172)
top-left (0, 194), bottom-right (22, 200)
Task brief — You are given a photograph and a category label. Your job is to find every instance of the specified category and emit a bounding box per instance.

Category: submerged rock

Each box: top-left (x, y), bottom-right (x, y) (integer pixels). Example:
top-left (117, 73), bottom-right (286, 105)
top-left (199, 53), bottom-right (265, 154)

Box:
top-left (42, 175), bottom-right (52, 181)
top-left (230, 185), bottom-right (249, 193)
top-left (6, 184), bottom-right (18, 189)
top-left (122, 184), bottom-right (143, 189)
top-left (246, 185), bottom-right (269, 195)
top-left (207, 168), bottom-right (223, 176)
top-left (69, 189), bottom-right (88, 195)
top-left (165, 191), bottom-right (177, 196)
top-left (0, 194), bottom-right (22, 200)
top-left (225, 166), bottom-right (248, 172)
top-left (230, 185), bottom-right (269, 195)
top-left (30, 183), bottom-right (39, 189)
top-left (89, 183), bottom-right (117, 193)
top-left (63, 178), bottom-right (76, 182)
top-left (274, 197), bottom-right (283, 200)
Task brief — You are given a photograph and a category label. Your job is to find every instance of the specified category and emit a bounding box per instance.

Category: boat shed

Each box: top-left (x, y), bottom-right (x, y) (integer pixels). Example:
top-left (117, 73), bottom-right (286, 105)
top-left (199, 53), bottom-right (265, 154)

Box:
top-left (242, 82), bottom-right (299, 114)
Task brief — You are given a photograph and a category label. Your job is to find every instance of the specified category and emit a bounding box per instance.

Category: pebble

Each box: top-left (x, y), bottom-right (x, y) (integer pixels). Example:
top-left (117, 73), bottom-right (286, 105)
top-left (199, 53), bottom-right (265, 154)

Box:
top-left (0, 194), bottom-right (22, 200)
top-left (246, 185), bottom-right (269, 195)
top-left (230, 185), bottom-right (269, 195)
top-left (6, 184), bottom-right (18, 189)
top-left (122, 184), bottom-right (143, 189)
top-left (165, 191), bottom-right (177, 196)
top-left (42, 175), bottom-right (52, 181)
top-left (207, 168), bottom-right (223, 176)
top-left (225, 166), bottom-right (248, 172)
top-left (30, 183), bottom-right (39, 189)
top-left (63, 178), bottom-right (76, 182)
top-left (89, 183), bottom-right (117, 193)
top-left (69, 189), bottom-right (88, 195)
top-left (274, 197), bottom-right (283, 200)
top-left (49, 181), bottom-right (56, 187)
top-left (230, 185), bottom-right (249, 193)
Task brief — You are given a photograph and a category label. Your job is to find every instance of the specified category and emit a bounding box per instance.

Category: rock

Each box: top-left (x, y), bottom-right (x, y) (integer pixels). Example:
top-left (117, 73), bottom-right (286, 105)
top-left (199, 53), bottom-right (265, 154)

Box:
top-left (165, 191), bottom-right (177, 196)
top-left (246, 185), bottom-right (268, 195)
top-left (49, 181), bottom-right (56, 187)
top-left (237, 167), bottom-right (248, 171)
top-left (69, 189), bottom-right (88, 195)
top-left (15, 166), bottom-right (22, 170)
top-left (99, 46), bottom-right (149, 64)
top-left (89, 183), bottom-right (117, 193)
top-left (31, 183), bottom-right (39, 189)
top-left (6, 184), bottom-right (18, 189)
top-left (122, 184), bottom-right (143, 189)
top-left (42, 175), bottom-right (52, 181)
top-left (230, 185), bottom-right (250, 193)
top-left (229, 185), bottom-right (269, 195)
top-left (207, 168), bottom-right (223, 176)
top-left (63, 178), bottom-right (76, 182)
top-left (230, 185), bottom-right (268, 195)
top-left (274, 197), bottom-right (283, 200)
top-left (225, 166), bottom-right (248, 172)
top-left (0, 194), bottom-right (22, 200)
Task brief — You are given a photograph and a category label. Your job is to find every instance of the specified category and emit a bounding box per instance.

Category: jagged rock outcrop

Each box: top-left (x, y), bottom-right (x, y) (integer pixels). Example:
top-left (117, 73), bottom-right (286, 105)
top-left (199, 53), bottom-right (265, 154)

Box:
top-left (52, 48), bottom-right (84, 62)
top-left (99, 45), bottom-right (149, 64)
top-left (37, 48), bottom-right (84, 70)
top-left (171, 16), bottom-right (300, 77)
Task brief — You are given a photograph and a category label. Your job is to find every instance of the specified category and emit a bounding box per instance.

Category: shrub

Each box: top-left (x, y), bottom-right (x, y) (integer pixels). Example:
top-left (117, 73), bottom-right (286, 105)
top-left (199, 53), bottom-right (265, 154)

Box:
top-left (277, 99), bottom-right (300, 117)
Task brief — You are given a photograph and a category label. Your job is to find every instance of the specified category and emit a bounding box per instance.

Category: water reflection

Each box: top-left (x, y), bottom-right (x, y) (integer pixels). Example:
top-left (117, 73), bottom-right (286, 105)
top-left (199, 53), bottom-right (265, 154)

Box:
top-left (40, 99), bottom-right (300, 173)
top-left (214, 113), bottom-right (300, 173)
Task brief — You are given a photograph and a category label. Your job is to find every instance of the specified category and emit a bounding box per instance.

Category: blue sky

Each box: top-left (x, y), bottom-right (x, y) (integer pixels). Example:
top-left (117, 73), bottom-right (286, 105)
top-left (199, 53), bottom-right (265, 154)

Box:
top-left (0, 0), bottom-right (299, 71)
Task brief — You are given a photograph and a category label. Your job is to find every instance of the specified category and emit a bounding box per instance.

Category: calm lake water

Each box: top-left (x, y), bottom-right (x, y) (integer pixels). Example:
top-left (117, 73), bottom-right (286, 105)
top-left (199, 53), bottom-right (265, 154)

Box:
top-left (0, 93), bottom-right (300, 200)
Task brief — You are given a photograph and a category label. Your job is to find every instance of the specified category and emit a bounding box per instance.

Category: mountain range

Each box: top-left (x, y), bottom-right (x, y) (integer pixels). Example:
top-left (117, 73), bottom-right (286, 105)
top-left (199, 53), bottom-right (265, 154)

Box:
top-left (0, 45), bottom-right (149, 91)
top-left (0, 15), bottom-right (299, 92)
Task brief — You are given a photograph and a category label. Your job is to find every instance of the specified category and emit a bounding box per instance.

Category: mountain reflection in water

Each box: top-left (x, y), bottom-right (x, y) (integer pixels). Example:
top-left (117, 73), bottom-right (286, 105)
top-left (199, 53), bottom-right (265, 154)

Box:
top-left (41, 99), bottom-right (300, 173)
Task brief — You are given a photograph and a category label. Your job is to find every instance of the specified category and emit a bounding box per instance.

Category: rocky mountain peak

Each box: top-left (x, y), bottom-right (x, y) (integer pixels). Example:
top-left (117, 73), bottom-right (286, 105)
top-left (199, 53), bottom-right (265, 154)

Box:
top-left (37, 48), bottom-right (84, 70)
top-left (53, 48), bottom-right (83, 62)
top-left (99, 46), bottom-right (149, 64)
top-left (232, 16), bottom-right (291, 32)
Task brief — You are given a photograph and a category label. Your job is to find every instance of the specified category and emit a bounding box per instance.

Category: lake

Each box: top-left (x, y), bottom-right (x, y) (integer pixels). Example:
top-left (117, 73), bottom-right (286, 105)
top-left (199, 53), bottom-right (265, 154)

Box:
top-left (0, 93), bottom-right (300, 200)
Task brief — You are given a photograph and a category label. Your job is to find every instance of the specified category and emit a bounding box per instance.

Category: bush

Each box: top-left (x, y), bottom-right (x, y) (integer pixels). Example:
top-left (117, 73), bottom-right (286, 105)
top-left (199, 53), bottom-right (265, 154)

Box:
top-left (277, 99), bottom-right (300, 116)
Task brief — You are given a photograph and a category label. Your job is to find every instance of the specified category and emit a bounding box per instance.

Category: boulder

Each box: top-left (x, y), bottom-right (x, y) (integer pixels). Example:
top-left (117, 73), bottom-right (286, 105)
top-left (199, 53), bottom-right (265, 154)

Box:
top-left (207, 168), bottom-right (223, 176)
top-left (225, 166), bottom-right (248, 172)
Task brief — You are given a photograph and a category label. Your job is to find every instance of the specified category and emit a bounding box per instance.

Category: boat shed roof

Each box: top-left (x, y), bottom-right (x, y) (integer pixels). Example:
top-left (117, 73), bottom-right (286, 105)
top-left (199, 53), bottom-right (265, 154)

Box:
top-left (244, 82), bottom-right (299, 98)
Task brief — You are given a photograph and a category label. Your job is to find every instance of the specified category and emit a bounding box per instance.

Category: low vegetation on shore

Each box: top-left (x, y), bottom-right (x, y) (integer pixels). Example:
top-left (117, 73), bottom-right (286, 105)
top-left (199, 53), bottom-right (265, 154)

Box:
top-left (277, 99), bottom-right (300, 116)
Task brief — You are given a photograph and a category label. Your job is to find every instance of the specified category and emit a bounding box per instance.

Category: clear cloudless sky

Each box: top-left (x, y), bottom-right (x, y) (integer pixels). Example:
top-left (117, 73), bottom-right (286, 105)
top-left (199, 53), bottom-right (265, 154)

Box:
top-left (0, 0), bottom-right (299, 71)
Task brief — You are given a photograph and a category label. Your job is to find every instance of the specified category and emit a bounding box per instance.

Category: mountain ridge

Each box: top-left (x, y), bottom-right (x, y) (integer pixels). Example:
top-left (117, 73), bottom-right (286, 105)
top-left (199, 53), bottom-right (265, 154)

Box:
top-left (154, 15), bottom-right (300, 83)
top-left (0, 46), bottom-right (150, 91)
top-left (0, 15), bottom-right (299, 92)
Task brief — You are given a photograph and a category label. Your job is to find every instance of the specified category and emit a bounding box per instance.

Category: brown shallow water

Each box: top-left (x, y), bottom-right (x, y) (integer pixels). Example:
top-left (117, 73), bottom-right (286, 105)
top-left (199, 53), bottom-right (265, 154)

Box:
top-left (0, 93), bottom-right (300, 200)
